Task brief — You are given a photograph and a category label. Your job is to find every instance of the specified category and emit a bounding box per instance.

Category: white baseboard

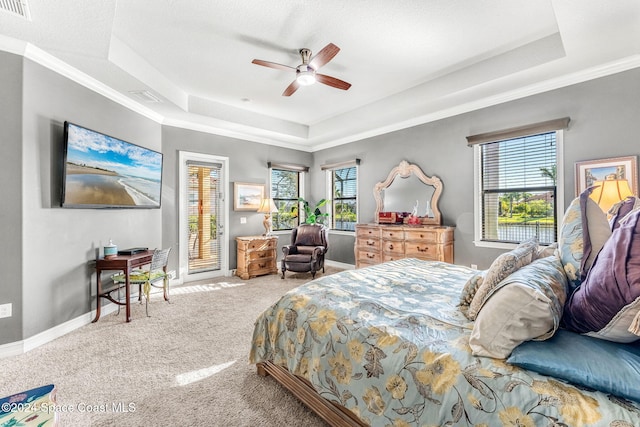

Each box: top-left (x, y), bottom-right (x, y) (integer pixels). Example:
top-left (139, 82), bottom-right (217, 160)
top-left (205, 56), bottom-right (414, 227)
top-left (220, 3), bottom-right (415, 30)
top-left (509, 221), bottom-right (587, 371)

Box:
top-left (0, 303), bottom-right (119, 359)
top-left (0, 265), bottom-right (348, 359)
top-left (325, 259), bottom-right (355, 270)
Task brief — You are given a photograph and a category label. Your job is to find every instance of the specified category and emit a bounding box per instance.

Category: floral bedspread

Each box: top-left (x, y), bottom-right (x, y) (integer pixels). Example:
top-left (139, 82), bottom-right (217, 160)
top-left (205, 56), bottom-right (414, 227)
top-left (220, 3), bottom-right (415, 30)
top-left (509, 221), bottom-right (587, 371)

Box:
top-left (250, 258), bottom-right (640, 426)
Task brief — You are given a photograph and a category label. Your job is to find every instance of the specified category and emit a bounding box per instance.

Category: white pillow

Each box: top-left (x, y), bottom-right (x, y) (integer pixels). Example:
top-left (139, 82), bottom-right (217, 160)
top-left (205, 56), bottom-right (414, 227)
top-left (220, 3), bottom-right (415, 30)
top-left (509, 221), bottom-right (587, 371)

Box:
top-left (469, 255), bottom-right (568, 359)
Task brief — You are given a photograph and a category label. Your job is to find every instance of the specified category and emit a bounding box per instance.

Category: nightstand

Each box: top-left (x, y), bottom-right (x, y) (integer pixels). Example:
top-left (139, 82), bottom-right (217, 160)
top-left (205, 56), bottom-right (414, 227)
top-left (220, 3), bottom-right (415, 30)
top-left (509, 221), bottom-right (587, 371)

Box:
top-left (236, 235), bottom-right (278, 279)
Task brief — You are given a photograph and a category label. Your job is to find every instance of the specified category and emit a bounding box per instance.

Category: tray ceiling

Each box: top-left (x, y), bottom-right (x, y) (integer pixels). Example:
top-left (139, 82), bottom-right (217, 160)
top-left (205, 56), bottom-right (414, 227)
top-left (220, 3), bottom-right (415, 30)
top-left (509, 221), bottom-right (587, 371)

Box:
top-left (1, 0), bottom-right (639, 151)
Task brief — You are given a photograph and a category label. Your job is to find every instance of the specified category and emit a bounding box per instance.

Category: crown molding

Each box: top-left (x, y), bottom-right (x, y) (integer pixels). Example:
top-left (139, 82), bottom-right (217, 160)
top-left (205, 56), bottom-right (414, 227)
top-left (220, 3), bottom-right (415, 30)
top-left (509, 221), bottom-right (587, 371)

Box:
top-left (2, 35), bottom-right (640, 152)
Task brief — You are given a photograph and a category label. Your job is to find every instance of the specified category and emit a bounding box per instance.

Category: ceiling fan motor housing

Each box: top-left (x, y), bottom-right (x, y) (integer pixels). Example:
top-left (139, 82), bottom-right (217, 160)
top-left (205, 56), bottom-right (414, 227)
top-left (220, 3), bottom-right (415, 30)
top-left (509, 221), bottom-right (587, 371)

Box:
top-left (296, 65), bottom-right (316, 85)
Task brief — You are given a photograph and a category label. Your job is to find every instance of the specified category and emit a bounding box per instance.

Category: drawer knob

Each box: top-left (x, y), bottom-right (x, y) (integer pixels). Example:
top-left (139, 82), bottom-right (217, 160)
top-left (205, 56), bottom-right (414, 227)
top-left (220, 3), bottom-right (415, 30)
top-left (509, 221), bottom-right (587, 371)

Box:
top-left (388, 244), bottom-right (394, 250)
top-left (367, 240), bottom-right (375, 246)
top-left (367, 253), bottom-right (374, 259)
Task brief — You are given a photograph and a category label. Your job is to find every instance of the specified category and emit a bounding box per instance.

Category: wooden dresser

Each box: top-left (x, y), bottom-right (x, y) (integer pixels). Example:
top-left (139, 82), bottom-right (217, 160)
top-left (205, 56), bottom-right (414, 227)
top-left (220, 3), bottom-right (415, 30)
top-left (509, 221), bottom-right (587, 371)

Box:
top-left (236, 235), bottom-right (278, 279)
top-left (355, 224), bottom-right (454, 268)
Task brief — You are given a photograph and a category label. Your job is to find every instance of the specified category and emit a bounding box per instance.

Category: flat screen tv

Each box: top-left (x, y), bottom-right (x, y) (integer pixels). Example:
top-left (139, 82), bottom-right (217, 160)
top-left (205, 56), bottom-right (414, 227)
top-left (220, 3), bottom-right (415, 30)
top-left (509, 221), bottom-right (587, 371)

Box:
top-left (61, 121), bottom-right (163, 208)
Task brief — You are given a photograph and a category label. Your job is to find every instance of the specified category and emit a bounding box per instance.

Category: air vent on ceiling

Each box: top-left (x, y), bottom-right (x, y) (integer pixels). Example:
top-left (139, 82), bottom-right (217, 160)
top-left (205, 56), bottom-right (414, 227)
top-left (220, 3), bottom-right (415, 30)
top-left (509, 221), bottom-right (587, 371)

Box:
top-left (128, 90), bottom-right (162, 103)
top-left (0, 0), bottom-right (31, 20)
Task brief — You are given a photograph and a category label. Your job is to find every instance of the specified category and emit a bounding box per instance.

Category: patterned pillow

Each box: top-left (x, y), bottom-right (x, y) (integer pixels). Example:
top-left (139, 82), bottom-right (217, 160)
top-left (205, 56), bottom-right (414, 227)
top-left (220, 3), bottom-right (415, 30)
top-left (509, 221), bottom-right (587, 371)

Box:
top-left (558, 189), bottom-right (611, 293)
top-left (459, 270), bottom-right (486, 315)
top-left (469, 254), bottom-right (568, 359)
top-left (466, 237), bottom-right (538, 320)
top-left (562, 209), bottom-right (640, 343)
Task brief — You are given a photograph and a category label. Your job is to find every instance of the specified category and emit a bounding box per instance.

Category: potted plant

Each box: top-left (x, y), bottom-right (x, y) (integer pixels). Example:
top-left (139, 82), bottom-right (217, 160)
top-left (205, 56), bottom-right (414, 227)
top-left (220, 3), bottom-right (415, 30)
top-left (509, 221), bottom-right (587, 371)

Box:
top-left (297, 197), bottom-right (329, 225)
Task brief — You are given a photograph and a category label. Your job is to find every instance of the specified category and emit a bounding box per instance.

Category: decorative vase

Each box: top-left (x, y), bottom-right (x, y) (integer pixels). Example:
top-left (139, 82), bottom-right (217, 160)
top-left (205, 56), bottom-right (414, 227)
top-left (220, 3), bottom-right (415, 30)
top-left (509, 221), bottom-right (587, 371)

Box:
top-left (104, 240), bottom-right (118, 259)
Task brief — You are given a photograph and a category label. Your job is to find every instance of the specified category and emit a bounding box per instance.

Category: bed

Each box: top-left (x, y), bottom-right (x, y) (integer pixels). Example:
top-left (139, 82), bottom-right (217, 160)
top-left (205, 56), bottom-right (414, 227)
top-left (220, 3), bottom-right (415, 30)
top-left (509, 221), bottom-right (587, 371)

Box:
top-left (250, 258), bottom-right (640, 426)
top-left (250, 195), bottom-right (640, 426)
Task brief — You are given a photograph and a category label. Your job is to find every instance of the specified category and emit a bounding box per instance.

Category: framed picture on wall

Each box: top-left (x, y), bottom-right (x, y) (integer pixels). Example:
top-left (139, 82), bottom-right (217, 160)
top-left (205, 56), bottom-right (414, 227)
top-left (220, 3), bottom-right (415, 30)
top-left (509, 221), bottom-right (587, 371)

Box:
top-left (233, 182), bottom-right (264, 211)
top-left (575, 155), bottom-right (638, 196)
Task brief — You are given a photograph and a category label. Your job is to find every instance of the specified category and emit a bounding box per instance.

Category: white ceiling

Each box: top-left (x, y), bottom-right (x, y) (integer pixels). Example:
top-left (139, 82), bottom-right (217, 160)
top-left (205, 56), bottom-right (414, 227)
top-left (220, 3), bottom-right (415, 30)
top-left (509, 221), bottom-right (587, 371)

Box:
top-left (1, 0), bottom-right (640, 151)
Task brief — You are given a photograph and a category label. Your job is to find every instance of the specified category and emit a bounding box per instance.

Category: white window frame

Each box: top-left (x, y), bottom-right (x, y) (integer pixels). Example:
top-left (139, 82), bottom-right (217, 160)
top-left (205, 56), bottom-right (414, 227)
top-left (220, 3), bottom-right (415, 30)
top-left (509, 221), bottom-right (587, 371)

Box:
top-left (473, 130), bottom-right (565, 249)
top-left (323, 160), bottom-right (360, 235)
top-left (268, 165), bottom-right (306, 233)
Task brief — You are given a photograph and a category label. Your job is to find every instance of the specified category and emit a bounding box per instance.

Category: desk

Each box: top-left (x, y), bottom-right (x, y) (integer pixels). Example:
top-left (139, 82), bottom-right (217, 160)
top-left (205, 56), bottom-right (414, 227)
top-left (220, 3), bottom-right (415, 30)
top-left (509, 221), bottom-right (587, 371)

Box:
top-left (93, 250), bottom-right (156, 323)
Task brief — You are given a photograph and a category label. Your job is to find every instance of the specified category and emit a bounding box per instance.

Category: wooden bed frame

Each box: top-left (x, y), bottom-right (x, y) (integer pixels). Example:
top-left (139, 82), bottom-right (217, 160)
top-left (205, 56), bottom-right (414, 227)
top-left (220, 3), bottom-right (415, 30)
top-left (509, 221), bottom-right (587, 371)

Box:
top-left (257, 361), bottom-right (368, 427)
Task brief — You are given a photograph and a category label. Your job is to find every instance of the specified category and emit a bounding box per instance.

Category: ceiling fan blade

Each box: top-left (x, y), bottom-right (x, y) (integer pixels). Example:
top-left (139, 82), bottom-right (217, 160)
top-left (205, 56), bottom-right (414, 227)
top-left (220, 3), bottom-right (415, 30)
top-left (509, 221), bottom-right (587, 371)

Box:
top-left (316, 74), bottom-right (351, 91)
top-left (252, 59), bottom-right (295, 72)
top-left (282, 80), bottom-right (300, 96)
top-left (309, 43), bottom-right (340, 69)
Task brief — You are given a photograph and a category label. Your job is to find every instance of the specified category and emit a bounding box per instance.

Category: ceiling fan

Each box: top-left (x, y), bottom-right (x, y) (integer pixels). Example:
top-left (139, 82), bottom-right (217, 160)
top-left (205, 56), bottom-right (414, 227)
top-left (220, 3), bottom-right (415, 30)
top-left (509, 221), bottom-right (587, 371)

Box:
top-left (252, 43), bottom-right (351, 96)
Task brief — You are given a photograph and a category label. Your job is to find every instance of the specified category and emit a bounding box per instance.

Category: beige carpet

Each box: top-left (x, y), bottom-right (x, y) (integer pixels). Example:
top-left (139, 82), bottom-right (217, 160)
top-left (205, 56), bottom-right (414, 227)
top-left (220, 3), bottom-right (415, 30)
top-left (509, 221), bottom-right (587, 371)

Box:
top-left (0, 268), bottom-right (344, 426)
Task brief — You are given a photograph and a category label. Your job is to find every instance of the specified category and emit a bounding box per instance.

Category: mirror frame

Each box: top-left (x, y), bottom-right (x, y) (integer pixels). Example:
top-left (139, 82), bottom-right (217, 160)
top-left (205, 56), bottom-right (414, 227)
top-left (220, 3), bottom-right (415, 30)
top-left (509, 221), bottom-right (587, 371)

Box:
top-left (374, 160), bottom-right (443, 225)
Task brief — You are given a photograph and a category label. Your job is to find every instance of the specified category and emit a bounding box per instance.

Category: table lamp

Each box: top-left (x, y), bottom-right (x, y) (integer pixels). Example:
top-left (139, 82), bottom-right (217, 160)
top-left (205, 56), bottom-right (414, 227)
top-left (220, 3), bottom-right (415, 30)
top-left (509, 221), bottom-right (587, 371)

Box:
top-left (589, 178), bottom-right (634, 213)
top-left (257, 198), bottom-right (278, 236)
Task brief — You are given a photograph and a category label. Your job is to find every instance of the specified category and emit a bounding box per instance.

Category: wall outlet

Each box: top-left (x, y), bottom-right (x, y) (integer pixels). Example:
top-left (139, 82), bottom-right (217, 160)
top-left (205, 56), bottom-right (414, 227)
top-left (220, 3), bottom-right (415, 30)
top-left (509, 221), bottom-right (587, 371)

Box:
top-left (240, 217), bottom-right (247, 224)
top-left (0, 303), bottom-right (12, 319)
top-left (168, 270), bottom-right (177, 280)
top-left (471, 264), bottom-right (478, 270)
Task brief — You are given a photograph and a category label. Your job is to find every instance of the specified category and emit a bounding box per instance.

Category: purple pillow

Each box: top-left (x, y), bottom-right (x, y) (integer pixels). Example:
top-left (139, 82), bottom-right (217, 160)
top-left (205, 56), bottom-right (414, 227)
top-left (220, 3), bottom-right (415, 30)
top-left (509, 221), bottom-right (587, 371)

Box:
top-left (609, 196), bottom-right (640, 231)
top-left (563, 210), bottom-right (640, 342)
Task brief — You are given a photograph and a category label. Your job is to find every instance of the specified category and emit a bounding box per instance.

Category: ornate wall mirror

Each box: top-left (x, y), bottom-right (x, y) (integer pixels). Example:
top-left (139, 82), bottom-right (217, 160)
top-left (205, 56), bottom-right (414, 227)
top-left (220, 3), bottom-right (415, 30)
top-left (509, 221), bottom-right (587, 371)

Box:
top-left (373, 160), bottom-right (443, 225)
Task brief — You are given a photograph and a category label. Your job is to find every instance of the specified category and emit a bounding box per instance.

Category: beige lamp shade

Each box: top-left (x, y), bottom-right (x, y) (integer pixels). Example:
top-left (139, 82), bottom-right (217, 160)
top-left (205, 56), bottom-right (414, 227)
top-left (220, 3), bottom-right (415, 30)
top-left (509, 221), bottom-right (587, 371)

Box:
top-left (589, 179), bottom-right (634, 213)
top-left (257, 198), bottom-right (277, 213)
top-left (258, 198), bottom-right (278, 235)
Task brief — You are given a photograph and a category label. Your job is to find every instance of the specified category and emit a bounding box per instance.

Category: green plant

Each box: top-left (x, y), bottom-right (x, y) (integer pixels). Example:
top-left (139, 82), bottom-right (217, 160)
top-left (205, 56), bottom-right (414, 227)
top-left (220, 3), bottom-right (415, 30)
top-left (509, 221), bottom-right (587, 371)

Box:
top-left (297, 197), bottom-right (329, 225)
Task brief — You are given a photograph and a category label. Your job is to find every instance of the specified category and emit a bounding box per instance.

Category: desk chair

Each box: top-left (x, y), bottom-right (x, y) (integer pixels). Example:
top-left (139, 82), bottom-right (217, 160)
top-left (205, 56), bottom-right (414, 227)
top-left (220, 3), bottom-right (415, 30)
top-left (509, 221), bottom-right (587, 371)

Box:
top-left (112, 248), bottom-right (171, 317)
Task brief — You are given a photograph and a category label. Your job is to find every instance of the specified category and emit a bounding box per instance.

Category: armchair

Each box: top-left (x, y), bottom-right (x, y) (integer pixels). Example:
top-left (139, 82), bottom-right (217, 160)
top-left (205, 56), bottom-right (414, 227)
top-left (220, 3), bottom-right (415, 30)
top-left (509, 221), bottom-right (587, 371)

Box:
top-left (281, 224), bottom-right (329, 279)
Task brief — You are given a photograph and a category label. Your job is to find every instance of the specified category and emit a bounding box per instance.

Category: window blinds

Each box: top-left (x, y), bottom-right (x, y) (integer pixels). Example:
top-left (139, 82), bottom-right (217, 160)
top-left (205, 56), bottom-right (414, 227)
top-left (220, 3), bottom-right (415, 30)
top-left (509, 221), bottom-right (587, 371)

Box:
top-left (480, 132), bottom-right (557, 244)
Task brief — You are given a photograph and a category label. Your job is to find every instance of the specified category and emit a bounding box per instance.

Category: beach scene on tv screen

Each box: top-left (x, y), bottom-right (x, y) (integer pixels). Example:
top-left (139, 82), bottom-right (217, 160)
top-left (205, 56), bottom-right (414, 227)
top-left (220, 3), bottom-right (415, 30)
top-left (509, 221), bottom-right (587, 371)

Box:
top-left (64, 123), bottom-right (162, 207)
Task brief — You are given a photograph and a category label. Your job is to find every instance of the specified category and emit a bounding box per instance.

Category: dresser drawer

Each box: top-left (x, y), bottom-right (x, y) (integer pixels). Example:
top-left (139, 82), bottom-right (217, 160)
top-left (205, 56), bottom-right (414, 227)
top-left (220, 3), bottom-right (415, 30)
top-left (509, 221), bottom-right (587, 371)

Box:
top-left (382, 240), bottom-right (404, 255)
top-left (248, 259), bottom-right (276, 274)
top-left (356, 249), bottom-right (381, 264)
top-left (249, 249), bottom-right (275, 261)
top-left (247, 238), bottom-right (277, 251)
top-left (404, 229), bottom-right (439, 243)
top-left (382, 253), bottom-right (404, 263)
top-left (356, 226), bottom-right (380, 239)
top-left (381, 228), bottom-right (404, 240)
top-left (358, 237), bottom-right (381, 251)
top-left (405, 242), bottom-right (439, 259)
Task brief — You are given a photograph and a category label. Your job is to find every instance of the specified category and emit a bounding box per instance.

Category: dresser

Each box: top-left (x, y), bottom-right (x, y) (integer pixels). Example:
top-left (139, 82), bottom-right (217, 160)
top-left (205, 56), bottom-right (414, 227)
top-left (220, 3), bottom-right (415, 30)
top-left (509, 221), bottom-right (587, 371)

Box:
top-left (236, 235), bottom-right (278, 279)
top-left (355, 224), bottom-right (454, 268)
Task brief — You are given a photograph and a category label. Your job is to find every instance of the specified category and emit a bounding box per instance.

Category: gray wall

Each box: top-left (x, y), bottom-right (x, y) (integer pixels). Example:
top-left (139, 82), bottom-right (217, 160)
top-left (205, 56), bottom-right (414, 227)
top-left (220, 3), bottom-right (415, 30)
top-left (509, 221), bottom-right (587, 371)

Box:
top-left (2, 47), bottom-right (640, 346)
top-left (0, 52), bottom-right (24, 343)
top-left (160, 126), bottom-right (312, 272)
top-left (0, 53), bottom-right (163, 344)
top-left (313, 67), bottom-right (640, 269)
top-left (21, 58), bottom-right (163, 338)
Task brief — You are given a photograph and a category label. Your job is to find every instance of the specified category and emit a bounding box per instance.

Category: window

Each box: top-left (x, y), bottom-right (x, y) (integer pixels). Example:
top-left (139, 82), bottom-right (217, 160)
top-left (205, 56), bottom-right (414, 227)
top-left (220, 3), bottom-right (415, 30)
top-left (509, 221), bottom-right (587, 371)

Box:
top-left (469, 118), bottom-right (569, 247)
top-left (323, 160), bottom-right (359, 231)
top-left (269, 163), bottom-right (307, 231)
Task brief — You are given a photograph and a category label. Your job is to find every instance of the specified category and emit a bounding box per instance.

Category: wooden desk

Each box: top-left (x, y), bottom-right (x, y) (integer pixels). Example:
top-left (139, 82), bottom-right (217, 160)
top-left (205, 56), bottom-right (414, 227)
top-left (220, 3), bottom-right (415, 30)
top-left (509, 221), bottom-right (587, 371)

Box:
top-left (92, 250), bottom-right (154, 323)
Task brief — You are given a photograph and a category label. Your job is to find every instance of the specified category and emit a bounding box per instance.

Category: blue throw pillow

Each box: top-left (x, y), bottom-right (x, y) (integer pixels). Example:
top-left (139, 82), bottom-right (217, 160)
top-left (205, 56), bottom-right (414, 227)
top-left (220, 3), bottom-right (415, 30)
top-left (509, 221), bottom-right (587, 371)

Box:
top-left (507, 329), bottom-right (640, 402)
